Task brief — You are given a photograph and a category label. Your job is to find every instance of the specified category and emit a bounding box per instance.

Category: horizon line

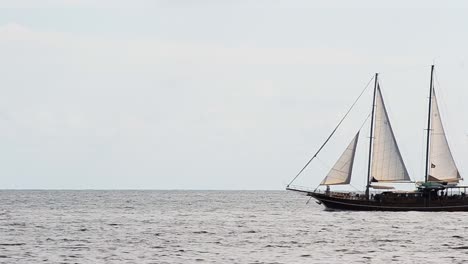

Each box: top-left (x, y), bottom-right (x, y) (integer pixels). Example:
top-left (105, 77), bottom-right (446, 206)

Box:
top-left (0, 188), bottom-right (288, 191)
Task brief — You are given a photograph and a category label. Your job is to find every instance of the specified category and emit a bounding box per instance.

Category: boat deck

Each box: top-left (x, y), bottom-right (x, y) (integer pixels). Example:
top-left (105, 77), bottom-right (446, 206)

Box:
top-left (287, 186), bottom-right (468, 211)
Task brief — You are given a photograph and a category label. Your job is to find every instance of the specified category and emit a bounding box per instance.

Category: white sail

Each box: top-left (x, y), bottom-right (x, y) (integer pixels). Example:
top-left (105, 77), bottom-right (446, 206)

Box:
top-left (370, 86), bottom-right (411, 182)
top-left (428, 90), bottom-right (461, 182)
top-left (320, 131), bottom-right (359, 185)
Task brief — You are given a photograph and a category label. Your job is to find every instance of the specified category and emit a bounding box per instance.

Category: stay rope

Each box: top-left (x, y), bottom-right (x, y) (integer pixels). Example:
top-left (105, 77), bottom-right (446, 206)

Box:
top-left (287, 75), bottom-right (375, 187)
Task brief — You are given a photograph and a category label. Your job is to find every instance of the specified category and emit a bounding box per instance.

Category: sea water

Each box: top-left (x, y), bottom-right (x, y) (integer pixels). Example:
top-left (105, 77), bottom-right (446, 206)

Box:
top-left (0, 190), bottom-right (467, 263)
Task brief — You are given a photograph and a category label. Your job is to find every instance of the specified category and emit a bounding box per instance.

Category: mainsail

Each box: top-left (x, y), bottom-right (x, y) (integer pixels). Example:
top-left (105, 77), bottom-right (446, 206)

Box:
top-left (428, 89), bottom-right (461, 182)
top-left (320, 131), bottom-right (359, 185)
top-left (370, 86), bottom-right (411, 182)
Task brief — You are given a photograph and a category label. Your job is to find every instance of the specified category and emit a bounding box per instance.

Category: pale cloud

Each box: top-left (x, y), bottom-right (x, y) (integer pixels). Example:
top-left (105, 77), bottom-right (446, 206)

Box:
top-left (0, 22), bottom-right (420, 69)
top-left (1, 0), bottom-right (468, 9)
top-left (0, 22), bottom-right (424, 147)
top-left (0, 0), bottom-right (135, 8)
top-left (0, 22), bottom-right (32, 40)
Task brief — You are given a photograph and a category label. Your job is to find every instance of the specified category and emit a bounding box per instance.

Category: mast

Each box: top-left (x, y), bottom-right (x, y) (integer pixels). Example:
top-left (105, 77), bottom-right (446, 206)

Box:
top-left (366, 73), bottom-right (378, 199)
top-left (425, 65), bottom-right (434, 183)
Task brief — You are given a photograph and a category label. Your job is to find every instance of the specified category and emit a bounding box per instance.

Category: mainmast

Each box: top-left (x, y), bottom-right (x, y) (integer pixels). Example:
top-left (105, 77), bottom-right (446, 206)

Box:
top-left (366, 73), bottom-right (378, 199)
top-left (424, 65), bottom-right (434, 183)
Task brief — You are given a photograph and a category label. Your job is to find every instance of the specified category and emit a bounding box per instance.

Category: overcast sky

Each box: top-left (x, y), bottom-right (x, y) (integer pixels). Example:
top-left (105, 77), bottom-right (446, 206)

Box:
top-left (2, 1), bottom-right (468, 189)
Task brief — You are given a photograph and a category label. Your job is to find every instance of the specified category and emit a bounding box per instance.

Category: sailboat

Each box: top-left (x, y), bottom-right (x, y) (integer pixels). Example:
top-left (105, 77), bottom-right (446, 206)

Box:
top-left (286, 65), bottom-right (468, 211)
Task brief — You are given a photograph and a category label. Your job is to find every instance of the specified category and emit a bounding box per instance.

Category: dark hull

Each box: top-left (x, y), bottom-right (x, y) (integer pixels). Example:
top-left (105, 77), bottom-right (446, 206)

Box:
top-left (311, 193), bottom-right (468, 211)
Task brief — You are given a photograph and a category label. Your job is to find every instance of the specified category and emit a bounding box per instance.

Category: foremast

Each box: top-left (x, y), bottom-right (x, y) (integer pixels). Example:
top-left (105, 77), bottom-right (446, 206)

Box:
top-left (366, 73), bottom-right (378, 199)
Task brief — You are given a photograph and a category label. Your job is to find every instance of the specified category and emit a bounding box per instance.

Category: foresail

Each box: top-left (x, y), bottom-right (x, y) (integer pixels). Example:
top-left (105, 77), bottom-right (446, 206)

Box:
top-left (320, 131), bottom-right (359, 185)
top-left (370, 86), bottom-right (411, 182)
top-left (429, 90), bottom-right (461, 183)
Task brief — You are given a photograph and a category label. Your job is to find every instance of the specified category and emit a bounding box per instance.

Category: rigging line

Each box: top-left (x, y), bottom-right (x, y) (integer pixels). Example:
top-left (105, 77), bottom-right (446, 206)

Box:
top-left (433, 69), bottom-right (462, 178)
top-left (433, 70), bottom-right (453, 135)
top-left (349, 184), bottom-right (361, 192)
top-left (317, 115), bottom-right (369, 176)
top-left (433, 69), bottom-right (449, 122)
top-left (287, 75), bottom-right (375, 187)
top-left (420, 129), bottom-right (426, 182)
top-left (314, 115), bottom-right (370, 190)
top-left (359, 113), bottom-right (371, 131)
top-left (315, 156), bottom-right (332, 171)
top-left (313, 183), bottom-right (321, 192)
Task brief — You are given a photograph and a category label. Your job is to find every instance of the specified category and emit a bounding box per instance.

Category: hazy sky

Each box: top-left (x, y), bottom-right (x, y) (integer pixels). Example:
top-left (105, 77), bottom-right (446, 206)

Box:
top-left (2, 1), bottom-right (468, 189)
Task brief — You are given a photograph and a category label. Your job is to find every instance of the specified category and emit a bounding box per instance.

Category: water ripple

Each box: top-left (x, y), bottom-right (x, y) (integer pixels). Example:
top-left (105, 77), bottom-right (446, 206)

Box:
top-left (1, 190), bottom-right (468, 263)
